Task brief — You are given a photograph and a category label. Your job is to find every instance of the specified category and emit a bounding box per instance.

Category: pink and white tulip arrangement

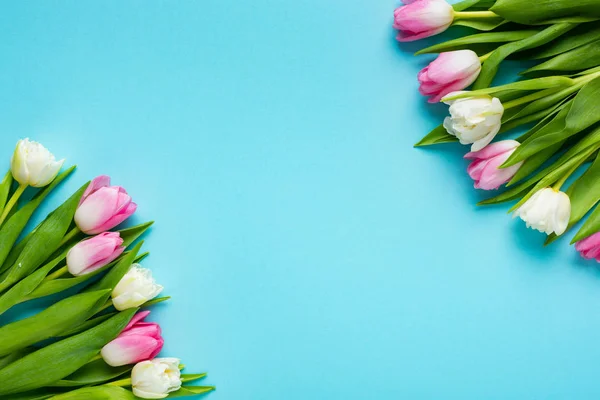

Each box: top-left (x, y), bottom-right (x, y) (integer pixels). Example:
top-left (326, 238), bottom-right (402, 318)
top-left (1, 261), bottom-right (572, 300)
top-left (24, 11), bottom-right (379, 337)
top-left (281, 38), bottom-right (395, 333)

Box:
top-left (0, 139), bottom-right (214, 398)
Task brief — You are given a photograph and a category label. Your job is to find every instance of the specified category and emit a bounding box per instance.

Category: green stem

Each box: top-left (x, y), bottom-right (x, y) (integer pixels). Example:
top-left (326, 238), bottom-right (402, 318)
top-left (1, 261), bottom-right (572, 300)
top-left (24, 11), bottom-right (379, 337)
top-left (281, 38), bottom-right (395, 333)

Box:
top-left (0, 184), bottom-right (27, 226)
top-left (553, 152), bottom-right (595, 190)
top-left (105, 378), bottom-right (132, 387)
top-left (479, 51), bottom-right (493, 63)
top-left (98, 299), bottom-right (114, 312)
top-left (45, 265), bottom-right (68, 281)
top-left (453, 11), bottom-right (499, 20)
top-left (58, 226), bottom-right (81, 247)
top-left (88, 354), bottom-right (102, 363)
top-left (503, 88), bottom-right (559, 109)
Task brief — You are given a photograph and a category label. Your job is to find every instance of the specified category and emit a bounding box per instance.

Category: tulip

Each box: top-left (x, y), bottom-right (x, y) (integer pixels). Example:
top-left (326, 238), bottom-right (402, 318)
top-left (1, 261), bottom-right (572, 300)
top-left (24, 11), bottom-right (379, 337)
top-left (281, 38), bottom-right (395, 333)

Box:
top-left (513, 188), bottom-right (571, 235)
top-left (393, 0), bottom-right (454, 42)
top-left (443, 93), bottom-right (504, 152)
top-left (131, 358), bottom-right (182, 399)
top-left (74, 175), bottom-right (137, 235)
top-left (66, 232), bottom-right (125, 276)
top-left (464, 140), bottom-right (522, 190)
top-left (101, 311), bottom-right (164, 367)
top-left (112, 264), bottom-right (164, 311)
top-left (575, 233), bottom-right (600, 262)
top-left (10, 138), bottom-right (65, 188)
top-left (418, 50), bottom-right (481, 103)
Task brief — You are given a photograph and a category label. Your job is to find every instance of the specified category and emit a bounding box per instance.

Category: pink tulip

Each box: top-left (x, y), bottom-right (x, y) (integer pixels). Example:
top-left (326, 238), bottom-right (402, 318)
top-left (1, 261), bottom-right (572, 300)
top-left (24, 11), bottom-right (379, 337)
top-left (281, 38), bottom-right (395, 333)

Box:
top-left (418, 50), bottom-right (481, 103)
top-left (576, 233), bottom-right (600, 262)
top-left (74, 175), bottom-right (137, 235)
top-left (66, 232), bottom-right (125, 276)
top-left (464, 140), bottom-right (522, 190)
top-left (101, 311), bottom-right (164, 367)
top-left (393, 0), bottom-right (454, 42)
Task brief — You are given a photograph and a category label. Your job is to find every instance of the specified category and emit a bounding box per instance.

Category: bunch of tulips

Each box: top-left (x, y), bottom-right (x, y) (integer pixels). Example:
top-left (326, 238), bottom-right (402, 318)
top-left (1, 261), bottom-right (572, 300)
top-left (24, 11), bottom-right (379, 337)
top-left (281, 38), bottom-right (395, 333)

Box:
top-left (394, 0), bottom-right (600, 260)
top-left (0, 139), bottom-right (213, 399)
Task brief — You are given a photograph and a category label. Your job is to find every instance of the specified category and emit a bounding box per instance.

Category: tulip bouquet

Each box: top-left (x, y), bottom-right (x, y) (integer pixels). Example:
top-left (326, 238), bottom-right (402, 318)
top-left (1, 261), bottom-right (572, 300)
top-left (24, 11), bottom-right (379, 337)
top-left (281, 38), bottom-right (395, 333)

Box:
top-left (394, 0), bottom-right (600, 259)
top-left (0, 139), bottom-right (214, 399)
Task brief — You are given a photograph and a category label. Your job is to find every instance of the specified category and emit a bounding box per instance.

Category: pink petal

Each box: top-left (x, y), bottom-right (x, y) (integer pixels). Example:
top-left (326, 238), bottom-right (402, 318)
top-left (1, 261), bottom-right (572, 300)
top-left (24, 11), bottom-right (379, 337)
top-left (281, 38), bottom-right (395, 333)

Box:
top-left (124, 311), bottom-right (151, 332)
top-left (477, 155), bottom-right (520, 190)
top-left (466, 158), bottom-right (488, 182)
top-left (80, 175), bottom-right (111, 205)
top-left (427, 73), bottom-right (480, 103)
top-left (464, 140), bottom-right (520, 160)
top-left (396, 24), bottom-right (449, 42)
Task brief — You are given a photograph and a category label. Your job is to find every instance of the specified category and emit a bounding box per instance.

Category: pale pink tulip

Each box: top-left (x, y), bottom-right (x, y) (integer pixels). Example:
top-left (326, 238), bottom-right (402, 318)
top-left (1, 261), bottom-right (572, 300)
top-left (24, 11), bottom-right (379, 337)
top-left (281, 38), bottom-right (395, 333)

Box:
top-left (576, 233), bottom-right (600, 262)
top-left (74, 175), bottom-right (137, 235)
top-left (101, 311), bottom-right (164, 367)
top-left (66, 232), bottom-right (125, 276)
top-left (418, 50), bottom-right (481, 103)
top-left (393, 0), bottom-right (454, 42)
top-left (464, 140), bottom-right (522, 190)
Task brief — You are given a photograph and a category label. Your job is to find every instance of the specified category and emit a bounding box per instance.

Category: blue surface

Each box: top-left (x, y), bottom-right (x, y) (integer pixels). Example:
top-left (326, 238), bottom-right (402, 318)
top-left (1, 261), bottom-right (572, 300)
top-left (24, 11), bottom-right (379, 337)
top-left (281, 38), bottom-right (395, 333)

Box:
top-left (1, 1), bottom-right (600, 399)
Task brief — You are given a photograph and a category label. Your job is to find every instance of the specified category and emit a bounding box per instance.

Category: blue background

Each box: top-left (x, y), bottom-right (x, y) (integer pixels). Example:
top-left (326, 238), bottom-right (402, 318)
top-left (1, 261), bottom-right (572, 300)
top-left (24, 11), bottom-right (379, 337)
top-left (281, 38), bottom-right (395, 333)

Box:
top-left (1, 1), bottom-right (600, 399)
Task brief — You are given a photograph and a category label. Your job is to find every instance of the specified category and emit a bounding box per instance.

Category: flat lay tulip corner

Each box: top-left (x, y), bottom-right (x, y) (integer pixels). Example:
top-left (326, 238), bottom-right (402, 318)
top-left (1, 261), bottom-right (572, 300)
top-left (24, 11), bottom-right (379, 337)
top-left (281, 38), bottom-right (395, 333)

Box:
top-left (0, 139), bottom-right (214, 399)
top-left (393, 0), bottom-right (600, 260)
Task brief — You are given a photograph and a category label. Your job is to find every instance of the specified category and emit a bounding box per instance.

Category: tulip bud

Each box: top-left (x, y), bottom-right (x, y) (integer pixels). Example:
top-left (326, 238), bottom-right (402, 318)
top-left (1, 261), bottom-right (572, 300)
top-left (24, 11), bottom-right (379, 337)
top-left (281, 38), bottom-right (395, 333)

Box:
top-left (74, 175), bottom-right (137, 235)
top-left (393, 0), bottom-right (454, 42)
top-left (443, 93), bottom-right (504, 152)
top-left (112, 264), bottom-right (163, 311)
top-left (66, 232), bottom-right (125, 276)
top-left (513, 188), bottom-right (571, 235)
top-left (418, 50), bottom-right (481, 103)
top-left (575, 232), bottom-right (600, 262)
top-left (464, 140), bottom-right (522, 190)
top-left (131, 358), bottom-right (182, 399)
top-left (10, 138), bottom-right (65, 188)
top-left (101, 311), bottom-right (164, 367)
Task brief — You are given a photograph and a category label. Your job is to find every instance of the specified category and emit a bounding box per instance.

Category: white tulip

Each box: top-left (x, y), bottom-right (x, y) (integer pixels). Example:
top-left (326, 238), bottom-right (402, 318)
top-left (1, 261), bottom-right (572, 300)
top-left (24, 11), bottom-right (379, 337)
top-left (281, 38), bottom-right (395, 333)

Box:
top-left (131, 358), bottom-right (182, 399)
top-left (10, 138), bottom-right (65, 187)
top-left (443, 93), bottom-right (504, 152)
top-left (111, 264), bottom-right (163, 311)
top-left (513, 188), bottom-right (571, 235)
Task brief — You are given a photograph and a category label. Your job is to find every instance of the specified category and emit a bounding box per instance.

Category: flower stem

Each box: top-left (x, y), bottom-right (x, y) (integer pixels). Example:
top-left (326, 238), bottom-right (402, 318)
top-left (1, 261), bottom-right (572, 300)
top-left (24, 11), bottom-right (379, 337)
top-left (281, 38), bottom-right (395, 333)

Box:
top-left (58, 226), bottom-right (81, 248)
top-left (503, 88), bottom-right (559, 109)
top-left (88, 354), bottom-right (103, 363)
top-left (479, 51), bottom-right (493, 63)
top-left (453, 11), bottom-right (499, 20)
top-left (45, 265), bottom-right (68, 281)
top-left (0, 184), bottom-right (27, 226)
top-left (105, 378), bottom-right (132, 387)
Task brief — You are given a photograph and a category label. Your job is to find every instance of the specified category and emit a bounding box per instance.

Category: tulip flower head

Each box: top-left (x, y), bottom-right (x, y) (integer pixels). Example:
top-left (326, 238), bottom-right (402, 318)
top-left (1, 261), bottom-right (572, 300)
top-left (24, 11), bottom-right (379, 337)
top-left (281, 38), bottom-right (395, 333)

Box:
top-left (575, 232), bottom-right (600, 262)
top-left (443, 93), bottom-right (504, 152)
top-left (464, 140), bottom-right (522, 190)
top-left (10, 138), bottom-right (65, 188)
top-left (74, 175), bottom-right (137, 235)
top-left (393, 0), bottom-right (454, 42)
top-left (101, 311), bottom-right (164, 367)
top-left (513, 188), bottom-right (571, 235)
top-left (66, 232), bottom-right (125, 276)
top-left (112, 264), bottom-right (163, 311)
top-left (418, 50), bottom-right (481, 103)
top-left (132, 358), bottom-right (182, 399)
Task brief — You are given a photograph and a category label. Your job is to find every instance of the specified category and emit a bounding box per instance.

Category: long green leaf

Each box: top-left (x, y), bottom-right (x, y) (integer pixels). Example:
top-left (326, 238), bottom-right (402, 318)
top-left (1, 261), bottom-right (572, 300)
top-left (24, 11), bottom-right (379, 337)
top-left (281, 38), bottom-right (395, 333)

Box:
top-left (415, 30), bottom-right (537, 55)
top-left (452, 18), bottom-right (507, 31)
top-left (0, 167), bottom-right (75, 272)
top-left (414, 124), bottom-right (457, 147)
top-left (523, 40), bottom-right (600, 74)
top-left (168, 386), bottom-right (216, 398)
top-left (0, 260), bottom-right (55, 316)
top-left (49, 359), bottom-right (132, 387)
top-left (492, 0), bottom-right (600, 25)
top-left (0, 289), bottom-right (110, 357)
top-left (507, 142), bottom-right (564, 187)
top-left (0, 309), bottom-right (136, 396)
top-left (0, 170), bottom-right (14, 220)
top-left (48, 386), bottom-right (136, 400)
top-left (527, 22), bottom-right (600, 59)
top-left (444, 76), bottom-right (575, 101)
top-left (572, 203), bottom-right (600, 243)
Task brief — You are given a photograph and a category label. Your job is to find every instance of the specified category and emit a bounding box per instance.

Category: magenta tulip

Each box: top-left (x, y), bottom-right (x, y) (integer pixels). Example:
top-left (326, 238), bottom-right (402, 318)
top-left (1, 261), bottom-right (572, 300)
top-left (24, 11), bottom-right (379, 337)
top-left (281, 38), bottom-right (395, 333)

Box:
top-left (74, 175), bottom-right (137, 235)
top-left (576, 233), bottom-right (600, 262)
top-left (66, 232), bottom-right (125, 276)
top-left (393, 0), bottom-right (454, 42)
top-left (464, 140), bottom-right (522, 190)
top-left (101, 311), bottom-right (164, 367)
top-left (418, 50), bottom-right (481, 103)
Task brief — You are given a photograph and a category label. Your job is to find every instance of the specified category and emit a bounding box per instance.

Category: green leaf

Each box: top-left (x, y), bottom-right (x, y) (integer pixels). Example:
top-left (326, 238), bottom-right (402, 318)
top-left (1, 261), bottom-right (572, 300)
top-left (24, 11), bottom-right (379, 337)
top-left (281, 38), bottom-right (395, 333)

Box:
top-left (452, 0), bottom-right (488, 11)
top-left (473, 23), bottom-right (578, 89)
top-left (86, 241), bottom-right (143, 293)
top-left (492, 0), bottom-right (600, 25)
top-left (48, 386), bottom-right (136, 400)
top-left (0, 170), bottom-right (14, 220)
top-left (415, 30), bottom-right (537, 55)
top-left (414, 125), bottom-right (457, 147)
top-left (141, 296), bottom-right (171, 307)
top-left (49, 359), bottom-right (132, 387)
top-left (168, 386), bottom-right (216, 398)
top-left (0, 167), bottom-right (75, 272)
top-left (572, 203), bottom-right (600, 243)
top-left (506, 142), bottom-right (564, 186)
top-left (59, 313), bottom-right (116, 337)
top-left (0, 289), bottom-right (111, 358)
top-left (523, 40), bottom-right (600, 74)
top-left (0, 260), bottom-right (55, 316)
top-left (0, 348), bottom-right (34, 370)
top-left (503, 84), bottom-right (581, 124)
top-left (181, 373), bottom-right (207, 383)
top-left (0, 179), bottom-right (88, 293)
top-left (452, 18), bottom-right (507, 31)
top-left (444, 76), bottom-right (575, 101)
top-left (527, 22), bottom-right (600, 59)
top-left (504, 77), bottom-right (600, 166)
top-left (0, 309), bottom-right (136, 396)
